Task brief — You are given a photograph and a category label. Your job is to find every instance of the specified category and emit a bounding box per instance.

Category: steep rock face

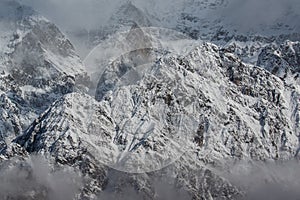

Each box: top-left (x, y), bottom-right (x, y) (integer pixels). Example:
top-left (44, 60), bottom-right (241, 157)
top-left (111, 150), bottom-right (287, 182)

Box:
top-left (0, 0), bottom-right (89, 153)
top-left (257, 41), bottom-right (300, 78)
top-left (15, 93), bottom-right (110, 199)
top-left (0, 92), bottom-right (21, 152)
top-left (15, 91), bottom-right (241, 199)
top-left (0, 0), bottom-right (89, 101)
top-left (95, 42), bottom-right (299, 161)
top-left (7, 19), bottom-right (89, 109)
top-left (16, 43), bottom-right (300, 199)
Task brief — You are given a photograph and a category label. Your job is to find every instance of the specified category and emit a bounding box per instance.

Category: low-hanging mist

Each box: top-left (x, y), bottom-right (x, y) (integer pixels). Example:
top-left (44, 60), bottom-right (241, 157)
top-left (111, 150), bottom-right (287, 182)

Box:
top-left (0, 156), bottom-right (83, 200)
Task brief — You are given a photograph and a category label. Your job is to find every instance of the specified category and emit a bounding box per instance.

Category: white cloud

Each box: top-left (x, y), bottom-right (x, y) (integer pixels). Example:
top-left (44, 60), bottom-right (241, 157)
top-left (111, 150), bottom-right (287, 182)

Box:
top-left (0, 155), bottom-right (83, 200)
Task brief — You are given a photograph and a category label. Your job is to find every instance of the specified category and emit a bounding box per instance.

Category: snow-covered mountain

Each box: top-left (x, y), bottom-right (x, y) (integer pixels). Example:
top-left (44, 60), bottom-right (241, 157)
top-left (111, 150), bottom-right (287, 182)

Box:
top-left (15, 42), bottom-right (300, 199)
top-left (1, 0), bottom-right (300, 199)
top-left (0, 0), bottom-right (89, 156)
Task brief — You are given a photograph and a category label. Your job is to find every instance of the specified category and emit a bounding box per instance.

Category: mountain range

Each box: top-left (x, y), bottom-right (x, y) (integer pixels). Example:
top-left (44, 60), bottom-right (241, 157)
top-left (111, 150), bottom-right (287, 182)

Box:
top-left (1, 0), bottom-right (300, 199)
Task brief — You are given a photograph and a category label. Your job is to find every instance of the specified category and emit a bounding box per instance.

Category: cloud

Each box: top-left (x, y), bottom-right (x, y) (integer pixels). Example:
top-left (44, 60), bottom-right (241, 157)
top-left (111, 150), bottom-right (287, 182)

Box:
top-left (97, 169), bottom-right (191, 200)
top-left (0, 155), bottom-right (83, 200)
top-left (222, 159), bottom-right (300, 200)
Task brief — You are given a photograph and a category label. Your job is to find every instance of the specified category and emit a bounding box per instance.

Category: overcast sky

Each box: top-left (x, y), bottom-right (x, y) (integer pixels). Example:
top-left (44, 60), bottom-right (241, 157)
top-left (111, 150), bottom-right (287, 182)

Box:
top-left (18, 0), bottom-right (300, 33)
top-left (19, 0), bottom-right (122, 30)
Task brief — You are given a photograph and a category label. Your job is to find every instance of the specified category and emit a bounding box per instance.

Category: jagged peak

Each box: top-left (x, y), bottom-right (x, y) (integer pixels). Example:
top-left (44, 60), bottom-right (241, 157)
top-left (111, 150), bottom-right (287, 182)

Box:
top-left (109, 0), bottom-right (152, 27)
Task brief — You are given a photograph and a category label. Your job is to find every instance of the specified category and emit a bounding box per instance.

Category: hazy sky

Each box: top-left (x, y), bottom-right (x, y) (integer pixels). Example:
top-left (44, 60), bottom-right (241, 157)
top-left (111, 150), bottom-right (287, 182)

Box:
top-left (19, 0), bottom-right (122, 30)
top-left (18, 0), bottom-right (300, 33)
